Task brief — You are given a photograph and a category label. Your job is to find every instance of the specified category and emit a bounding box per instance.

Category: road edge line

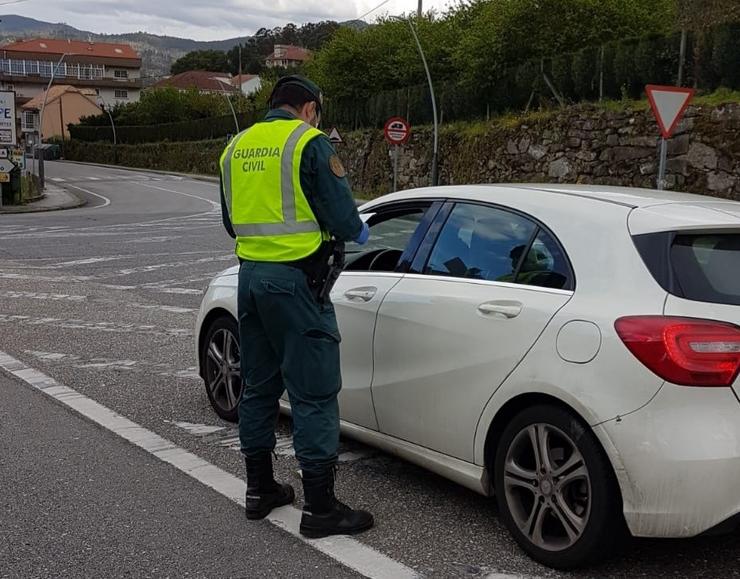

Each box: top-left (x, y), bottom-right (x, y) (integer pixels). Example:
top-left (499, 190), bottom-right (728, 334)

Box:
top-left (0, 351), bottom-right (419, 579)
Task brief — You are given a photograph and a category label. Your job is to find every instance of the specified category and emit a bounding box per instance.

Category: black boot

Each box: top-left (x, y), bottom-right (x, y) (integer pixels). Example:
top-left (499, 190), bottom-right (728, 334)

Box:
top-left (244, 452), bottom-right (295, 520)
top-left (299, 467), bottom-right (374, 538)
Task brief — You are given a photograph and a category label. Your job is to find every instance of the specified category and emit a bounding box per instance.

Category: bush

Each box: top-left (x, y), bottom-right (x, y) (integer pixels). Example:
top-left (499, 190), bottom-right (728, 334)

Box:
top-left (572, 47), bottom-right (599, 101)
top-left (634, 33), bottom-right (680, 87)
top-left (551, 53), bottom-right (575, 101)
top-left (712, 23), bottom-right (740, 89)
top-left (613, 39), bottom-right (639, 98)
top-left (68, 110), bottom-right (266, 144)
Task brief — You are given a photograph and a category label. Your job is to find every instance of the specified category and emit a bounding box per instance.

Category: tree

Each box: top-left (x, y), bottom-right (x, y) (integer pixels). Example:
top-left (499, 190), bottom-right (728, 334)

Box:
top-left (171, 50), bottom-right (230, 75)
top-left (677, 0), bottom-right (740, 30)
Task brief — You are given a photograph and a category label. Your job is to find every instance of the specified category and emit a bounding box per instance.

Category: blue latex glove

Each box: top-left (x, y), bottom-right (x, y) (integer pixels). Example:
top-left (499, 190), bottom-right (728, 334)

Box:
top-left (354, 222), bottom-right (370, 245)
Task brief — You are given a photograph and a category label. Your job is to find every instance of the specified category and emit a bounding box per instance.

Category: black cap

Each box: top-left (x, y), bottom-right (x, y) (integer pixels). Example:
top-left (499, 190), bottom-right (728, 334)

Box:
top-left (269, 75), bottom-right (324, 114)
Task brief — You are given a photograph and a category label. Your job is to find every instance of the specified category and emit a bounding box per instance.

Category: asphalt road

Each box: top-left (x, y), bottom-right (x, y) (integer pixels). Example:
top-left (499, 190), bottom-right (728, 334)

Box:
top-left (1, 161), bottom-right (738, 579)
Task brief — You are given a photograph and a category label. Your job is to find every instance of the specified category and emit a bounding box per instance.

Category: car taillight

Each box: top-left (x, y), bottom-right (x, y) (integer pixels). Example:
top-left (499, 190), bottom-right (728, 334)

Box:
top-left (615, 316), bottom-right (740, 387)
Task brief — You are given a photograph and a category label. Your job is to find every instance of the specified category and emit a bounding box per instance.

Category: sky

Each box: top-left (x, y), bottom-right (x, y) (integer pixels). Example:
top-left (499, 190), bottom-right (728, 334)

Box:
top-left (5, 0), bottom-right (458, 41)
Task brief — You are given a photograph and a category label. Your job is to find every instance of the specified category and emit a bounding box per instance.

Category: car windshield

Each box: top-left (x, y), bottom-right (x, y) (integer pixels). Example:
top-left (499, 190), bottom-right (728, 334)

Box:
top-left (671, 233), bottom-right (740, 306)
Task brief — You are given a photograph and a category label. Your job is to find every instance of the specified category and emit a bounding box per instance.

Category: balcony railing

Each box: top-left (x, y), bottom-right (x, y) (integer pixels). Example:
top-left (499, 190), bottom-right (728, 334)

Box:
top-left (0, 59), bottom-right (105, 81)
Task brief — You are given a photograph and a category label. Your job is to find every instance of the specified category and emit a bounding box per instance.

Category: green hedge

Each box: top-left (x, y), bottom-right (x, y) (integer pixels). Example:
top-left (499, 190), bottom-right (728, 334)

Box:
top-left (68, 110), bottom-right (266, 144)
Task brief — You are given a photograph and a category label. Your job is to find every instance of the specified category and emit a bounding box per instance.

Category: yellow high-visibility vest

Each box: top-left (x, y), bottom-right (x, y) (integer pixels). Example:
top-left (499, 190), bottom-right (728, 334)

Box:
top-left (220, 118), bottom-right (327, 262)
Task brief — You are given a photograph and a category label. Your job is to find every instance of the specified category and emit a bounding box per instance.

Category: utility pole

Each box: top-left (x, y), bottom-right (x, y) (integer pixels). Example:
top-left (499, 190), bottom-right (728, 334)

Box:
top-left (417, 0), bottom-right (422, 20)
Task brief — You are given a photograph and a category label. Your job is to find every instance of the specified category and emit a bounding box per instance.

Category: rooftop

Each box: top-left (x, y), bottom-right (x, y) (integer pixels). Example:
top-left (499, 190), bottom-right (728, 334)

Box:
top-left (22, 85), bottom-right (100, 110)
top-left (2, 38), bottom-right (140, 60)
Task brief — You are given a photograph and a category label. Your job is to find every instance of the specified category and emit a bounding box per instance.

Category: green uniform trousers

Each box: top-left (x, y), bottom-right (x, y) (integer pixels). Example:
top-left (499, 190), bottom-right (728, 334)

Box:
top-left (237, 260), bottom-right (342, 474)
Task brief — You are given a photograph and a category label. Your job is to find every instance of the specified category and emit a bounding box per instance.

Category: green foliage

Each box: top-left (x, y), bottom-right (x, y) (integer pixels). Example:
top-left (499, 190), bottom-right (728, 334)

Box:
top-left (711, 23), bottom-right (740, 89)
top-left (226, 21), bottom-right (340, 75)
top-left (171, 50), bottom-right (230, 75)
top-left (572, 47), bottom-right (599, 101)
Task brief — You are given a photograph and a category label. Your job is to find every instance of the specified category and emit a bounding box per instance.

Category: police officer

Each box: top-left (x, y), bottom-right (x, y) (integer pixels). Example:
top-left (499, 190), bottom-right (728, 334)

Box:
top-left (219, 75), bottom-right (373, 538)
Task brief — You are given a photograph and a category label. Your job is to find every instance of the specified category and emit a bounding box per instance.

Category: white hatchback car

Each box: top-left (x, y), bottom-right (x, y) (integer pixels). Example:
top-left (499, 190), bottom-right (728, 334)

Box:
top-left (195, 184), bottom-right (740, 569)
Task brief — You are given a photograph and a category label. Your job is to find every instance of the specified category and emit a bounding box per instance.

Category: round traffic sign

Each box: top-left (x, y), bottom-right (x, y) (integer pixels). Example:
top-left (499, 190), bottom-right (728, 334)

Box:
top-left (384, 117), bottom-right (411, 146)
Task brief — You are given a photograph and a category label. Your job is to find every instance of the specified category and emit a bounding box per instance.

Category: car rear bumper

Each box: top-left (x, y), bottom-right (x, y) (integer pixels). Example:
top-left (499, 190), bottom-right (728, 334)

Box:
top-left (598, 383), bottom-right (740, 538)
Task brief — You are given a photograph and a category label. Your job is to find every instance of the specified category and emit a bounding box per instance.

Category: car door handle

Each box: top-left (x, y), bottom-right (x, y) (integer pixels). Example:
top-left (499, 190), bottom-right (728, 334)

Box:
top-left (344, 287), bottom-right (377, 302)
top-left (477, 301), bottom-right (523, 318)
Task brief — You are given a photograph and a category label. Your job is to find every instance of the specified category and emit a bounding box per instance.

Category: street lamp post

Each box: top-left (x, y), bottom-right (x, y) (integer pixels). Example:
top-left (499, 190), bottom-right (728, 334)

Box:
top-left (404, 16), bottom-right (439, 186)
top-left (97, 95), bottom-right (118, 163)
top-left (33, 52), bottom-right (69, 188)
top-left (216, 78), bottom-right (240, 134)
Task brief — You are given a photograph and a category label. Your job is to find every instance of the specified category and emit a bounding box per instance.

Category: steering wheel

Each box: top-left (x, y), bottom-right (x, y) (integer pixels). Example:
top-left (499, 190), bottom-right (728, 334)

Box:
top-left (368, 248), bottom-right (401, 271)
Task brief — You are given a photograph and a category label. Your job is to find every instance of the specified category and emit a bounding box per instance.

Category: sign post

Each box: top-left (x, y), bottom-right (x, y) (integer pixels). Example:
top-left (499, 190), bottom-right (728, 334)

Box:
top-left (645, 85), bottom-right (695, 190)
top-left (0, 91), bottom-right (17, 147)
top-left (384, 117), bottom-right (411, 192)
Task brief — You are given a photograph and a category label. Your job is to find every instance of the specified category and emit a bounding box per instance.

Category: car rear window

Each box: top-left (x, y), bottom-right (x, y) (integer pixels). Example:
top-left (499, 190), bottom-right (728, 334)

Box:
top-left (634, 232), bottom-right (740, 306)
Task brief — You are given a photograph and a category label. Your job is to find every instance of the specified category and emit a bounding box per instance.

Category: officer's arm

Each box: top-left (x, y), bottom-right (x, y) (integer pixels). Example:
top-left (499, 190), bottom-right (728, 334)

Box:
top-left (219, 176), bottom-right (236, 239)
top-left (302, 136), bottom-right (364, 242)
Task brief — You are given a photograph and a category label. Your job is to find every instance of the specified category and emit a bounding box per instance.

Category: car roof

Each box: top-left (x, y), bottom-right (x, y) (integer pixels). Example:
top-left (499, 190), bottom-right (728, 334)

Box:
top-left (375, 183), bottom-right (736, 210)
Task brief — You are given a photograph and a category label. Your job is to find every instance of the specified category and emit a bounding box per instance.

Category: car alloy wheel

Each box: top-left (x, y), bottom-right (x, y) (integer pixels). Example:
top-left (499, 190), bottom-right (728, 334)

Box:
top-left (494, 405), bottom-right (623, 569)
top-left (503, 423), bottom-right (591, 551)
top-left (203, 318), bottom-right (242, 422)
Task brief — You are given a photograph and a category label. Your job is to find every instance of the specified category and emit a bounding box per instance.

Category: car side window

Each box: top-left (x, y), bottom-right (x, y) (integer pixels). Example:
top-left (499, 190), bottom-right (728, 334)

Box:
top-left (344, 205), bottom-right (430, 272)
top-left (515, 229), bottom-right (572, 290)
top-left (425, 203), bottom-right (536, 282)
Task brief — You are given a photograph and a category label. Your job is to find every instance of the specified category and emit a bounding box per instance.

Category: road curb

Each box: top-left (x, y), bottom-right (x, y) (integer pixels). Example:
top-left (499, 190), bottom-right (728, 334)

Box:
top-left (0, 188), bottom-right (87, 214)
top-left (58, 159), bottom-right (220, 183)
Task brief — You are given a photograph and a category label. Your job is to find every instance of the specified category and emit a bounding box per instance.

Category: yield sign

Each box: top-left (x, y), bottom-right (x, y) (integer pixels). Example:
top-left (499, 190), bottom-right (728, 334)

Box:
top-left (646, 85), bottom-right (695, 139)
top-left (327, 127), bottom-right (343, 144)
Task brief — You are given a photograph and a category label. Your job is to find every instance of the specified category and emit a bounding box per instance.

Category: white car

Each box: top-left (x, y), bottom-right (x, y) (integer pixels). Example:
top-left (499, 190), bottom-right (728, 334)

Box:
top-left (195, 184), bottom-right (740, 569)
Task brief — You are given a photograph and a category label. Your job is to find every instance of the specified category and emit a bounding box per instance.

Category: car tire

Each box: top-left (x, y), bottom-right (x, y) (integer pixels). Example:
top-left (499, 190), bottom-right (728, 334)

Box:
top-left (201, 315), bottom-right (242, 423)
top-left (494, 404), bottom-right (624, 569)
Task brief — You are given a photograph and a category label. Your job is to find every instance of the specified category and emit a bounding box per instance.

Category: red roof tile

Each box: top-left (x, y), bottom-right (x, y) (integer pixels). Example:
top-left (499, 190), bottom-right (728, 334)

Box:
top-left (266, 45), bottom-right (312, 63)
top-left (2, 38), bottom-right (139, 60)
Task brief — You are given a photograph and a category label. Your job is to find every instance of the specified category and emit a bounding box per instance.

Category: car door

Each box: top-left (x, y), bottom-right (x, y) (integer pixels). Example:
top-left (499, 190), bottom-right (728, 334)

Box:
top-left (331, 200), bottom-right (440, 430)
top-left (371, 201), bottom-right (575, 461)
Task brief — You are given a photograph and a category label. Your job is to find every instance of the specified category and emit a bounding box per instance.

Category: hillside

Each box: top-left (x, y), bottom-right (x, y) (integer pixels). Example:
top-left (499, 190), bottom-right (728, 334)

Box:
top-left (0, 15), bottom-right (365, 81)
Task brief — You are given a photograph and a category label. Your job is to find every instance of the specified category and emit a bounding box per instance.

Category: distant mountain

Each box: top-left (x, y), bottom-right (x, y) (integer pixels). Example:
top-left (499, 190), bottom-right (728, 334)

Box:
top-left (0, 15), bottom-right (367, 82)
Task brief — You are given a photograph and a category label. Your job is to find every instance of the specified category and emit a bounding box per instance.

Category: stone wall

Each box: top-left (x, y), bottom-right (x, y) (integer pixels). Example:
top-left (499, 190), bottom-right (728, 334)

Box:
top-left (63, 102), bottom-right (740, 200)
top-left (335, 102), bottom-right (740, 200)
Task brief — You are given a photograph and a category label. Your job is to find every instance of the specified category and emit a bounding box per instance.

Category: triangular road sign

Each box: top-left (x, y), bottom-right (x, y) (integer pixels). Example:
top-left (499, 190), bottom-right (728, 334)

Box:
top-left (327, 127), bottom-right (343, 144)
top-left (646, 85), bottom-right (695, 139)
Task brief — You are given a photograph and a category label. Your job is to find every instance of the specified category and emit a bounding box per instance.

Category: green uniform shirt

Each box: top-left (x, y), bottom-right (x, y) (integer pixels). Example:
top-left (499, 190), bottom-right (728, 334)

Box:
top-left (220, 109), bottom-right (363, 245)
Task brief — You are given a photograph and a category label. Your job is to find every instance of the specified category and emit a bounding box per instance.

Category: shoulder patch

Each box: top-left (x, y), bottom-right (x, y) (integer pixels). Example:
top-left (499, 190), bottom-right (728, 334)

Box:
top-left (329, 155), bottom-right (346, 179)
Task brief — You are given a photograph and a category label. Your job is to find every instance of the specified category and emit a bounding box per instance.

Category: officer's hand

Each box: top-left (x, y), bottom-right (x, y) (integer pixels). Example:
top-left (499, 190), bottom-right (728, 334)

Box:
top-left (354, 223), bottom-right (370, 245)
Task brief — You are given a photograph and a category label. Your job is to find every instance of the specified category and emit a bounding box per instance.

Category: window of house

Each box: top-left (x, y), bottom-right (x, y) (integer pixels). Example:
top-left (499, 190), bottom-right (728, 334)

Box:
top-left (10, 60), bottom-right (24, 75)
top-left (39, 61), bottom-right (52, 77)
top-left (115, 89), bottom-right (129, 99)
top-left (114, 69), bottom-right (129, 79)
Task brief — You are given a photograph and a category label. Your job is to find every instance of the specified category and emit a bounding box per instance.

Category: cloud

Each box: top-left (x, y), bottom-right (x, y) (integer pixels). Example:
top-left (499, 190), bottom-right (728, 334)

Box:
top-left (11, 0), bottom-right (454, 40)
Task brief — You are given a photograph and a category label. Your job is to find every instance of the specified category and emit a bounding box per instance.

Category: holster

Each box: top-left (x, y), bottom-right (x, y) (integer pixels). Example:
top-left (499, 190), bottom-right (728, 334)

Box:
top-left (294, 241), bottom-right (346, 304)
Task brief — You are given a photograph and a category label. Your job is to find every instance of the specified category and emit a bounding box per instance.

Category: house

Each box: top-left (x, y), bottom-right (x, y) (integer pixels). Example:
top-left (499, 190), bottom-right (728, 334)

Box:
top-left (152, 70), bottom-right (239, 95)
top-left (22, 85), bottom-right (102, 140)
top-left (265, 45), bottom-right (311, 69)
top-left (0, 38), bottom-right (142, 109)
top-left (231, 74), bottom-right (261, 96)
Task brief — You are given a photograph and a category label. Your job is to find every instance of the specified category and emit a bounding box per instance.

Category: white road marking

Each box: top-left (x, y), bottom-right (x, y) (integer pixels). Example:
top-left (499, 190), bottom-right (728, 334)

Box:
top-left (23, 350), bottom-right (200, 380)
top-left (0, 315), bottom-right (192, 337)
top-left (87, 176), bottom-right (101, 180)
top-left (0, 352), bottom-right (419, 579)
top-left (50, 177), bottom-right (65, 182)
top-left (139, 183), bottom-right (220, 209)
top-left (0, 290), bottom-right (87, 302)
top-left (167, 421), bottom-right (226, 436)
top-left (64, 184), bottom-right (111, 209)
